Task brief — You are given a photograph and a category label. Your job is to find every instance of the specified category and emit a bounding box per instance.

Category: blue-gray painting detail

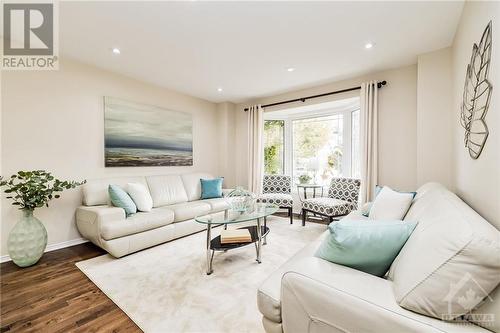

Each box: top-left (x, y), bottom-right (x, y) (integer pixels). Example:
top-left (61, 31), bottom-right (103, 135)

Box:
top-left (104, 97), bottom-right (193, 167)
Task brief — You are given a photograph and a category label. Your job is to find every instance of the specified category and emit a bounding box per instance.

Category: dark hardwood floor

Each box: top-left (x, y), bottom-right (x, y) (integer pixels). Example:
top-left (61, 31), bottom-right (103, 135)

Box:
top-left (0, 243), bottom-right (140, 333)
top-left (0, 213), bottom-right (323, 333)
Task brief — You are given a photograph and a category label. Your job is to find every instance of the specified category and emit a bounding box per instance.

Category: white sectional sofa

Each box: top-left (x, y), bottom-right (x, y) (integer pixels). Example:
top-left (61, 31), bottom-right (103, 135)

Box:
top-left (257, 183), bottom-right (500, 333)
top-left (76, 172), bottom-right (229, 258)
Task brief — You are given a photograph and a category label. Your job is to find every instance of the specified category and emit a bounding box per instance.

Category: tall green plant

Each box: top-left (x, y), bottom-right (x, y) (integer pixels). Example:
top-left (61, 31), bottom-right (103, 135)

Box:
top-left (0, 170), bottom-right (86, 210)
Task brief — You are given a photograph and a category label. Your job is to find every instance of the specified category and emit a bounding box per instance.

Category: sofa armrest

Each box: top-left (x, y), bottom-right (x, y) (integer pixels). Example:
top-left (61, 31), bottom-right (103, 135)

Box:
top-left (222, 188), bottom-right (234, 197)
top-left (76, 206), bottom-right (125, 246)
top-left (360, 201), bottom-right (372, 216)
top-left (280, 257), bottom-right (482, 333)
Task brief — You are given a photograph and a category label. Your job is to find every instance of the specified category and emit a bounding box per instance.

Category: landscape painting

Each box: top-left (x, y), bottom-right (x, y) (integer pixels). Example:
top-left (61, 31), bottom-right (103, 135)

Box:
top-left (104, 97), bottom-right (193, 167)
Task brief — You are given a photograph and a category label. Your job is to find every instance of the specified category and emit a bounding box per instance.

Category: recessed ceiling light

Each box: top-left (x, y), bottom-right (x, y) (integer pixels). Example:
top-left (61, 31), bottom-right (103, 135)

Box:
top-left (112, 48), bottom-right (121, 54)
top-left (287, 67), bottom-right (295, 72)
top-left (217, 87), bottom-right (223, 92)
top-left (365, 42), bottom-right (374, 49)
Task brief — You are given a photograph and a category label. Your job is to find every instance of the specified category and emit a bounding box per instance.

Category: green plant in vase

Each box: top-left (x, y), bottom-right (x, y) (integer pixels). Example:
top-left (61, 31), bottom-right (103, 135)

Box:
top-left (298, 174), bottom-right (312, 185)
top-left (0, 170), bottom-right (85, 267)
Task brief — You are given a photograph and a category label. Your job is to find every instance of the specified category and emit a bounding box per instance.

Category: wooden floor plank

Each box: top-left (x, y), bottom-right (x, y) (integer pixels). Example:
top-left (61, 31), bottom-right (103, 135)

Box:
top-left (0, 243), bottom-right (140, 333)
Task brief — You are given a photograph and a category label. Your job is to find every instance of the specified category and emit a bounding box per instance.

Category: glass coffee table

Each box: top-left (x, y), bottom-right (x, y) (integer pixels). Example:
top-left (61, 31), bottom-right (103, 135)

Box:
top-left (195, 203), bottom-right (279, 275)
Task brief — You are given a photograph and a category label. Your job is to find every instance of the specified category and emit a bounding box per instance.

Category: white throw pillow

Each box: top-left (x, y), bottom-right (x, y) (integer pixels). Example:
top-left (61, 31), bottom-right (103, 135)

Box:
top-left (127, 183), bottom-right (153, 212)
top-left (368, 186), bottom-right (414, 220)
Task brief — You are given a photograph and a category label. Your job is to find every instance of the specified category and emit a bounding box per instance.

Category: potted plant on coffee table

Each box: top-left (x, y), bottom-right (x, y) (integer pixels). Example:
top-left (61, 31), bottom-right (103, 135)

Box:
top-left (0, 170), bottom-right (85, 267)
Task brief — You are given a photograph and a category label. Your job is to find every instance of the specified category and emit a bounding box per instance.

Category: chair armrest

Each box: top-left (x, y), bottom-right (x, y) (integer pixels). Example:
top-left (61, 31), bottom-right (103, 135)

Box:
top-left (76, 206), bottom-right (125, 245)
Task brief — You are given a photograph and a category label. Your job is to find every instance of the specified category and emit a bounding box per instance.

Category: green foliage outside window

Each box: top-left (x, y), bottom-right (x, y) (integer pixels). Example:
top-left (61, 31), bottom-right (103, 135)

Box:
top-left (264, 120), bottom-right (284, 175)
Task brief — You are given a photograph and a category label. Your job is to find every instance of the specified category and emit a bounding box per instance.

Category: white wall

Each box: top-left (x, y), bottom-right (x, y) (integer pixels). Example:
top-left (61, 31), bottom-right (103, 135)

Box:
top-left (451, 1), bottom-right (500, 228)
top-left (234, 65), bottom-right (418, 192)
top-left (1, 59), bottom-right (219, 256)
top-left (416, 47), bottom-right (453, 188)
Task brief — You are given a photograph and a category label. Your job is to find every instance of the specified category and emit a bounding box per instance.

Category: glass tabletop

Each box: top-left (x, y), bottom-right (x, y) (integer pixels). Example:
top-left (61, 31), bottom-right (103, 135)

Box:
top-left (195, 203), bottom-right (279, 224)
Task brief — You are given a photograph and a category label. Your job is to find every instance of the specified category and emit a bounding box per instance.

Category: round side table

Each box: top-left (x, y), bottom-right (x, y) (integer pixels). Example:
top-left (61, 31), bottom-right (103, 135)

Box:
top-left (297, 184), bottom-right (324, 201)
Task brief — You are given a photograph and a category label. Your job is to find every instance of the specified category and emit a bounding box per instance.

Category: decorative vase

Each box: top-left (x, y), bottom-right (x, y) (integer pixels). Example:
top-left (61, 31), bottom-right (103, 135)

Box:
top-left (226, 187), bottom-right (256, 213)
top-left (8, 209), bottom-right (48, 267)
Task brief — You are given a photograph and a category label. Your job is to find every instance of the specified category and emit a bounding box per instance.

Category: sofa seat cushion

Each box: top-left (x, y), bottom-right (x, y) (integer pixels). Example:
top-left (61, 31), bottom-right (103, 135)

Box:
top-left (167, 201), bottom-right (212, 222)
top-left (203, 198), bottom-right (230, 213)
top-left (257, 193), bottom-right (293, 208)
top-left (100, 208), bottom-right (175, 240)
top-left (280, 257), bottom-right (489, 333)
top-left (302, 197), bottom-right (356, 216)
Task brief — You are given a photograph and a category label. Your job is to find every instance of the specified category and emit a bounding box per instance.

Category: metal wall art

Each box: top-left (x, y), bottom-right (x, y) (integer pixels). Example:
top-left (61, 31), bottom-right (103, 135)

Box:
top-left (460, 21), bottom-right (493, 159)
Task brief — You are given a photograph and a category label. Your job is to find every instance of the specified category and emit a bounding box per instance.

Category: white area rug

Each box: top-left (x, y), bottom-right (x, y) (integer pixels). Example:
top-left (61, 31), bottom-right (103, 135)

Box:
top-left (76, 216), bottom-right (326, 333)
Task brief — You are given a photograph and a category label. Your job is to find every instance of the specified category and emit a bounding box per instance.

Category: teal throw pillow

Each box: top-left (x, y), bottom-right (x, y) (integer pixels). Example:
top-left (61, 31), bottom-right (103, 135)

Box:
top-left (109, 184), bottom-right (137, 216)
top-left (315, 219), bottom-right (417, 276)
top-left (200, 178), bottom-right (223, 199)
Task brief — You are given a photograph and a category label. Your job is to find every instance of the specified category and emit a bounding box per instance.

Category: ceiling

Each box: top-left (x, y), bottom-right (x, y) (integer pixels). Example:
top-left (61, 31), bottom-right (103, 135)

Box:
top-left (60, 1), bottom-right (464, 103)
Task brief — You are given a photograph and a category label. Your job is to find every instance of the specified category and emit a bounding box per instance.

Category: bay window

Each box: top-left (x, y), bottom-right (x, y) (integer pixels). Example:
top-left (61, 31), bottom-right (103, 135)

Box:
top-left (263, 98), bottom-right (360, 186)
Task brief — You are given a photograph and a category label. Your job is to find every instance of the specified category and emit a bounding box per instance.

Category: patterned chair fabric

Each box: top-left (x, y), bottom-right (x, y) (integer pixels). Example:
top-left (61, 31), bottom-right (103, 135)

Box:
top-left (302, 198), bottom-right (356, 217)
top-left (327, 177), bottom-right (361, 205)
top-left (302, 177), bottom-right (361, 218)
top-left (258, 175), bottom-right (293, 208)
top-left (262, 175), bottom-right (292, 194)
top-left (258, 193), bottom-right (293, 208)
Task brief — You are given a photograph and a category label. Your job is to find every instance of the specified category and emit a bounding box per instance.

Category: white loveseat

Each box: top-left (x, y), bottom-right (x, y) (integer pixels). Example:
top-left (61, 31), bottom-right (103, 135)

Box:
top-left (257, 183), bottom-right (500, 333)
top-left (76, 172), bottom-right (229, 258)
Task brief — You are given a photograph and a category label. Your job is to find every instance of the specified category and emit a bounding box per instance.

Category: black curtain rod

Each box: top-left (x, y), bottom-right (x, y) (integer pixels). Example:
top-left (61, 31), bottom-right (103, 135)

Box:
top-left (244, 80), bottom-right (387, 111)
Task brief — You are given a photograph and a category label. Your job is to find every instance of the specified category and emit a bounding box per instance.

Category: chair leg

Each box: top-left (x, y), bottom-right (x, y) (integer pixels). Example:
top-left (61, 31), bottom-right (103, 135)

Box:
top-left (289, 207), bottom-right (293, 224)
top-left (302, 209), bottom-right (306, 226)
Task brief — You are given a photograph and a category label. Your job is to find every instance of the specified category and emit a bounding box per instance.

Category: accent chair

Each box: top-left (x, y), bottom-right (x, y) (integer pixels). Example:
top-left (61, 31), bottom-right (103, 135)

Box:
top-left (257, 175), bottom-right (293, 224)
top-left (301, 177), bottom-right (361, 225)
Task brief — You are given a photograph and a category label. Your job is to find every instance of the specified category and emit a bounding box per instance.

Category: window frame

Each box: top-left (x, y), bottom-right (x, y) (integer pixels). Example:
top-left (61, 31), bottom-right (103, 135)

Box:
top-left (263, 119), bottom-right (286, 175)
top-left (264, 103), bottom-right (360, 185)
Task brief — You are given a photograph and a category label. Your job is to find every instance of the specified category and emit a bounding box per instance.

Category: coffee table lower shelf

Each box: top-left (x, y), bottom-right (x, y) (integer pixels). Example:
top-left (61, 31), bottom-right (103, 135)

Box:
top-left (206, 225), bottom-right (270, 275)
top-left (210, 226), bottom-right (270, 251)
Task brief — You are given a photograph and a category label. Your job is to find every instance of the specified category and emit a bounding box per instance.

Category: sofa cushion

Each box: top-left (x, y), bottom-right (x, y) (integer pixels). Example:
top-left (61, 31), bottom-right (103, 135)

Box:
top-left (203, 198), bottom-right (230, 213)
top-left (166, 201), bottom-right (211, 222)
top-left (82, 176), bottom-right (147, 206)
top-left (280, 259), bottom-right (489, 333)
top-left (368, 186), bottom-right (414, 220)
top-left (127, 182), bottom-right (153, 212)
top-left (100, 207), bottom-right (175, 240)
top-left (146, 175), bottom-right (189, 207)
top-left (388, 183), bottom-right (500, 320)
top-left (181, 172), bottom-right (215, 201)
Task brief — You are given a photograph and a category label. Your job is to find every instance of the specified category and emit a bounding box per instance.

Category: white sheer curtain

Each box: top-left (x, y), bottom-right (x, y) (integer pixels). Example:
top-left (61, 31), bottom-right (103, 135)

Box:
top-left (247, 105), bottom-right (264, 195)
top-left (359, 81), bottom-right (379, 204)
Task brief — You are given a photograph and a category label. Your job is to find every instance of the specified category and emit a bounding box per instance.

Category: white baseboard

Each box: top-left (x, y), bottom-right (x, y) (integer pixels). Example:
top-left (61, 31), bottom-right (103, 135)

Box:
top-left (0, 238), bottom-right (89, 263)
